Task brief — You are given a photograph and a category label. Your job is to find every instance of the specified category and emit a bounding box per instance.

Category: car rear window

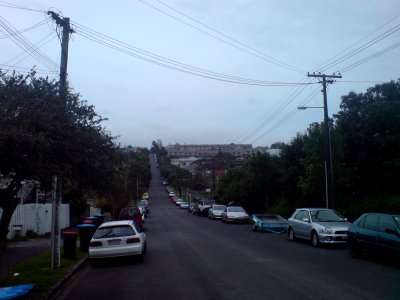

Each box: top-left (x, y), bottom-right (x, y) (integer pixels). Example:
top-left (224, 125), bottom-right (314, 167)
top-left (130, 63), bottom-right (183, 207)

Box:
top-left (94, 225), bottom-right (135, 238)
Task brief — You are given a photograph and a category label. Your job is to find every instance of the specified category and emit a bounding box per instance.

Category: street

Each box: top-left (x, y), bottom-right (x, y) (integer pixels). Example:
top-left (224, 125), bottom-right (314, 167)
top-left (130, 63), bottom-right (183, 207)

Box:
top-left (56, 155), bottom-right (400, 300)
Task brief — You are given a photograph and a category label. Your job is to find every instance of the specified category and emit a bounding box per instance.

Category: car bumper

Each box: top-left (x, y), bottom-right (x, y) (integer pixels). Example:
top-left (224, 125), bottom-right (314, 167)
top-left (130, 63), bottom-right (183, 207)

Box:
top-left (89, 244), bottom-right (144, 258)
top-left (318, 234), bottom-right (348, 244)
top-left (227, 217), bottom-right (249, 223)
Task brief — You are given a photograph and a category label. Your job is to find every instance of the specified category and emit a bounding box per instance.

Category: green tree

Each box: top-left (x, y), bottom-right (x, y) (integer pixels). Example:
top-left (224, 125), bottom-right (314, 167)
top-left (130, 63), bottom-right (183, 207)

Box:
top-left (0, 70), bottom-right (115, 247)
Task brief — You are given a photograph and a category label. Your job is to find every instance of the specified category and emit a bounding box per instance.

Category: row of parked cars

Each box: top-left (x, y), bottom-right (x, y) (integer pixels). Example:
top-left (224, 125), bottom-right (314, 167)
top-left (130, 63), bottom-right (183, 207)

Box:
top-left (167, 187), bottom-right (399, 262)
top-left (88, 198), bottom-right (151, 266)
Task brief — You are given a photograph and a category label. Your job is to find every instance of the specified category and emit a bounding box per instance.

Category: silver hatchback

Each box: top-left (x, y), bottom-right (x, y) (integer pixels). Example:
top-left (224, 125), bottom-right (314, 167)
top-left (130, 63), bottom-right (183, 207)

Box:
top-left (287, 208), bottom-right (351, 247)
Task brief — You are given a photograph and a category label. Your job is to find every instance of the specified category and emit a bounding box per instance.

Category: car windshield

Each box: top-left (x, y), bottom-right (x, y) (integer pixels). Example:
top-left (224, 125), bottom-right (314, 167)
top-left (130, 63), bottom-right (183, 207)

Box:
top-left (94, 225), bottom-right (135, 238)
top-left (214, 205), bottom-right (226, 211)
top-left (228, 207), bottom-right (245, 213)
top-left (311, 210), bottom-right (345, 222)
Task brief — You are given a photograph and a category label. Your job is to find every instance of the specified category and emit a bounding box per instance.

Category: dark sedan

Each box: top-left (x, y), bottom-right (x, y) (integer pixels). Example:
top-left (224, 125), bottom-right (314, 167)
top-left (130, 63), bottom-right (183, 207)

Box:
top-left (347, 213), bottom-right (400, 260)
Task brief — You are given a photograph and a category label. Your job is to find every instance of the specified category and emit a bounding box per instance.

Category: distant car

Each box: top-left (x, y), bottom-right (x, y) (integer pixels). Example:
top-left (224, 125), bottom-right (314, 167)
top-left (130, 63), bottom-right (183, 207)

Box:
top-left (89, 220), bottom-right (146, 265)
top-left (287, 208), bottom-right (351, 247)
top-left (188, 202), bottom-right (196, 213)
top-left (208, 204), bottom-right (226, 220)
top-left (175, 199), bottom-right (183, 206)
top-left (251, 214), bottom-right (288, 233)
top-left (119, 206), bottom-right (143, 231)
top-left (137, 205), bottom-right (146, 220)
top-left (221, 206), bottom-right (249, 223)
top-left (195, 199), bottom-right (215, 216)
top-left (139, 200), bottom-right (149, 214)
top-left (168, 192), bottom-right (176, 197)
top-left (180, 201), bottom-right (189, 209)
top-left (347, 213), bottom-right (400, 260)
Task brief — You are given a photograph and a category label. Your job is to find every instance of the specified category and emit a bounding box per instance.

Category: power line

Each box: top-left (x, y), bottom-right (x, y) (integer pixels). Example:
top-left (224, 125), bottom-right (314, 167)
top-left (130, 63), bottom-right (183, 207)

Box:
top-left (0, 1), bottom-right (45, 13)
top-left (140, 0), bottom-right (305, 75)
top-left (0, 19), bottom-right (47, 39)
top-left (72, 21), bottom-right (310, 87)
top-left (0, 16), bottom-right (58, 71)
top-left (338, 40), bottom-right (400, 73)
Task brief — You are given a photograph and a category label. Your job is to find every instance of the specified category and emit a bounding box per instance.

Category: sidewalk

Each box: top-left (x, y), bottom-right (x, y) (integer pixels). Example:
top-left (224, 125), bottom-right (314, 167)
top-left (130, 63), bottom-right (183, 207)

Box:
top-left (0, 238), bottom-right (51, 276)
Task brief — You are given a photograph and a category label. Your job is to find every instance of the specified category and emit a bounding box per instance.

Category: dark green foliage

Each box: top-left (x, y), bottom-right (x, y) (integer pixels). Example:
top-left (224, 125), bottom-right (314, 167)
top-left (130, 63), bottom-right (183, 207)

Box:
top-left (0, 70), bottom-right (116, 246)
top-left (215, 80), bottom-right (400, 218)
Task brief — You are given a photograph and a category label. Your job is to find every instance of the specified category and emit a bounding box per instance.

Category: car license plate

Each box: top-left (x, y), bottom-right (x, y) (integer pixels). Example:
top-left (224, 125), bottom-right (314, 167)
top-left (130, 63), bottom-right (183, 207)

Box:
top-left (108, 239), bottom-right (121, 246)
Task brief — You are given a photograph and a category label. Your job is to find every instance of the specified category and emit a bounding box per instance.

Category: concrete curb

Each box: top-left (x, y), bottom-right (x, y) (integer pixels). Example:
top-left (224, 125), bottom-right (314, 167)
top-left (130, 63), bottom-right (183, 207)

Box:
top-left (41, 255), bottom-right (88, 300)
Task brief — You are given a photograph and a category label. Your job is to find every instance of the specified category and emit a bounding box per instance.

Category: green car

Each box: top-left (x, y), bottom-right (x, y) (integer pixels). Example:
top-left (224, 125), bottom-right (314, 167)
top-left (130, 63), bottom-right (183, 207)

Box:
top-left (347, 213), bottom-right (400, 260)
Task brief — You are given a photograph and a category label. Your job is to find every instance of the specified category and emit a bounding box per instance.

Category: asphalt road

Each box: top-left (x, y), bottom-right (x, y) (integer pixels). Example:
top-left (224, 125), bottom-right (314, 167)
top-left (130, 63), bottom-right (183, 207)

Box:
top-left (56, 154), bottom-right (400, 300)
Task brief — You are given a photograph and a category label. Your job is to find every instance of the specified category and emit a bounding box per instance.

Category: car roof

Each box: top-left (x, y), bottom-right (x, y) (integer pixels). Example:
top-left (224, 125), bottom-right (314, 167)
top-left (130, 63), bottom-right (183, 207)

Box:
top-left (99, 220), bottom-right (134, 228)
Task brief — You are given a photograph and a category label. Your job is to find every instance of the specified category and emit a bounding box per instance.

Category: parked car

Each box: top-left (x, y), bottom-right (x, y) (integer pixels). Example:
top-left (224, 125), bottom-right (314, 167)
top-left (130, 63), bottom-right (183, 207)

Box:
top-left (180, 201), bottom-right (189, 209)
top-left (195, 199), bottom-right (215, 216)
top-left (287, 208), bottom-right (351, 247)
top-left (221, 206), bottom-right (249, 223)
top-left (89, 220), bottom-right (146, 265)
top-left (175, 199), bottom-right (183, 206)
top-left (139, 200), bottom-right (149, 214)
top-left (208, 204), bottom-right (226, 220)
top-left (251, 214), bottom-right (288, 233)
top-left (137, 205), bottom-right (147, 220)
top-left (168, 191), bottom-right (176, 197)
top-left (119, 206), bottom-right (143, 231)
top-left (188, 202), bottom-right (196, 213)
top-left (347, 213), bottom-right (400, 260)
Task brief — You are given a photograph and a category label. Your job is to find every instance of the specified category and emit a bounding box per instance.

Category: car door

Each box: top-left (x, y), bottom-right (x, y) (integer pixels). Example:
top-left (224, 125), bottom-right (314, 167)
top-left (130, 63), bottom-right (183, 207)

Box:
top-left (376, 215), bottom-right (400, 257)
top-left (357, 214), bottom-right (378, 253)
top-left (292, 210), bottom-right (310, 239)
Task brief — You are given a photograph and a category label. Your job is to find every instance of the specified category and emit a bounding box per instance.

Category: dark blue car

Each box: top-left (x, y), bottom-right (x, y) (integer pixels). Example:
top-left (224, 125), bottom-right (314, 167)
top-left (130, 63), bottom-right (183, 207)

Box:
top-left (347, 213), bottom-right (400, 260)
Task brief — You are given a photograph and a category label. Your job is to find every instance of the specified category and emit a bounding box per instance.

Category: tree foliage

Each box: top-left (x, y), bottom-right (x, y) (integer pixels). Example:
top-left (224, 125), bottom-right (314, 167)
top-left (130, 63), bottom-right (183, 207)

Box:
top-left (215, 80), bottom-right (400, 219)
top-left (0, 70), bottom-right (116, 246)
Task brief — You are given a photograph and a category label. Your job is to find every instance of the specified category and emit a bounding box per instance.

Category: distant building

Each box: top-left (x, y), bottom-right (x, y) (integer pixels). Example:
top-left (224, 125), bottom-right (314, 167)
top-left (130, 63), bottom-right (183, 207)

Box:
top-left (171, 157), bottom-right (200, 173)
top-left (253, 146), bottom-right (282, 156)
top-left (166, 143), bottom-right (253, 159)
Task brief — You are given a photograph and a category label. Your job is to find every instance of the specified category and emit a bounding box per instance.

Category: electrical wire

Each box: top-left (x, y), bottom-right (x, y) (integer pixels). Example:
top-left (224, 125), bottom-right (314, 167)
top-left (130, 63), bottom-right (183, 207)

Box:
top-left (0, 19), bottom-right (47, 39)
top-left (250, 86), bottom-right (321, 144)
top-left (312, 13), bottom-right (400, 73)
top-left (0, 1), bottom-right (45, 13)
top-left (140, 0), bottom-right (305, 75)
top-left (338, 40), bottom-right (400, 73)
top-left (72, 21), bottom-right (310, 87)
top-left (0, 16), bottom-right (58, 71)
top-left (316, 23), bottom-right (400, 73)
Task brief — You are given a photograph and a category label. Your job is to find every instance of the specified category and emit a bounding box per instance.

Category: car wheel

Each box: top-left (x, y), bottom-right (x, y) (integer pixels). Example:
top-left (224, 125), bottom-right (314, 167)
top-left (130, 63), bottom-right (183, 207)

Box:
top-left (252, 223), bottom-right (258, 232)
top-left (288, 228), bottom-right (296, 241)
top-left (311, 232), bottom-right (319, 247)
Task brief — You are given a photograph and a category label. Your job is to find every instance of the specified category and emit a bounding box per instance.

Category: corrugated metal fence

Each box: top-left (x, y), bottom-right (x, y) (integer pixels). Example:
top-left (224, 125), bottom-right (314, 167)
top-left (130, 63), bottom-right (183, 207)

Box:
top-left (0, 204), bottom-right (70, 239)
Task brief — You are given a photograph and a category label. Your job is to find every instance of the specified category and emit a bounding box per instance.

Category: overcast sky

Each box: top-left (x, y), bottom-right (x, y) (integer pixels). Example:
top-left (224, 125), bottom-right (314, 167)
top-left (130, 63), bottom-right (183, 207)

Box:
top-left (1, 0), bottom-right (399, 148)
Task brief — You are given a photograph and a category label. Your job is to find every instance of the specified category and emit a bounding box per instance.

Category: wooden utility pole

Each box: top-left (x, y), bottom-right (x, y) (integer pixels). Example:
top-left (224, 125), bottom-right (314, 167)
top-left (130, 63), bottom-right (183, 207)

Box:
top-left (48, 11), bottom-right (72, 270)
top-left (307, 72), bottom-right (342, 209)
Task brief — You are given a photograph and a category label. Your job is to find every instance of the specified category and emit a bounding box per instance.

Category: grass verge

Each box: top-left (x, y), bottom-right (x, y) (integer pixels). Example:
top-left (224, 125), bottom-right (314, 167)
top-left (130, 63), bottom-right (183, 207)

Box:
top-left (0, 249), bottom-right (87, 299)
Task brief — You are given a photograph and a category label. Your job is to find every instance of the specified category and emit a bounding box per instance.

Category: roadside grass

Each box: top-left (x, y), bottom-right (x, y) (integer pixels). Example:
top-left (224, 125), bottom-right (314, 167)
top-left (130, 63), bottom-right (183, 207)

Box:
top-left (0, 249), bottom-right (86, 299)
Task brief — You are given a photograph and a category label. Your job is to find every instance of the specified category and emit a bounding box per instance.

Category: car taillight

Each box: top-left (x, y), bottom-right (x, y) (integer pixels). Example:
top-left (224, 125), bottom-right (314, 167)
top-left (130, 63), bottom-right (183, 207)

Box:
top-left (126, 237), bottom-right (141, 244)
top-left (90, 241), bottom-right (102, 247)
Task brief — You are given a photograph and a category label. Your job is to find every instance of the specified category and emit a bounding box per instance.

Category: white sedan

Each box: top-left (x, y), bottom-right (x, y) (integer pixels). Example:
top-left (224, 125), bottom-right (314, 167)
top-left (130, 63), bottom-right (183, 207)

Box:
top-left (89, 220), bottom-right (146, 265)
top-left (221, 206), bottom-right (249, 223)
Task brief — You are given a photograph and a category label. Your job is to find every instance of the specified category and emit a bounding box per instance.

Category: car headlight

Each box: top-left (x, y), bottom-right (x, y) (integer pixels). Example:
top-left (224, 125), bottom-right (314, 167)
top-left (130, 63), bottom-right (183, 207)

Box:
top-left (320, 227), bottom-right (333, 234)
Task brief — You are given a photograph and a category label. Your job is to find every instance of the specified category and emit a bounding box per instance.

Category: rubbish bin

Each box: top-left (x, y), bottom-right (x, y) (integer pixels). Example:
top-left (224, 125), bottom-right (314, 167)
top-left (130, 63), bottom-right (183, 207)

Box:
top-left (62, 230), bottom-right (79, 259)
top-left (76, 224), bottom-right (96, 252)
